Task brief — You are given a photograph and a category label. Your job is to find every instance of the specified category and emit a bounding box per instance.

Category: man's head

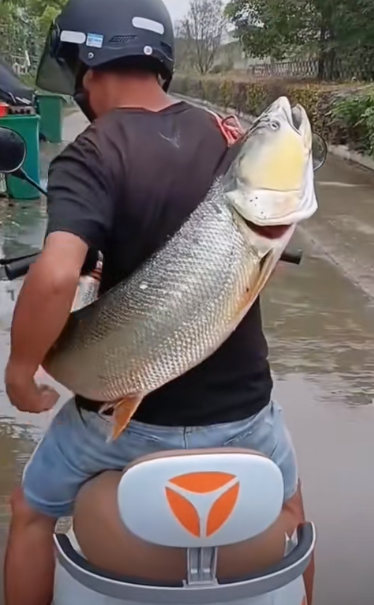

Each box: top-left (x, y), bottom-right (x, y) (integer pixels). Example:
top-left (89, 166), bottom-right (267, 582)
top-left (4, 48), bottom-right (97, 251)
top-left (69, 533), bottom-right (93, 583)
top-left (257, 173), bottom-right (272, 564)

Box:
top-left (36, 0), bottom-right (174, 120)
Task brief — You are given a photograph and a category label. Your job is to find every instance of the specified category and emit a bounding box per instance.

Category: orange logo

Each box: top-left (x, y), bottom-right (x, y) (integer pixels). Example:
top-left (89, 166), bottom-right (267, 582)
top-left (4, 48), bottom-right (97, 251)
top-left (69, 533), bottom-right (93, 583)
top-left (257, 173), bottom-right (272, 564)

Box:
top-left (165, 471), bottom-right (240, 538)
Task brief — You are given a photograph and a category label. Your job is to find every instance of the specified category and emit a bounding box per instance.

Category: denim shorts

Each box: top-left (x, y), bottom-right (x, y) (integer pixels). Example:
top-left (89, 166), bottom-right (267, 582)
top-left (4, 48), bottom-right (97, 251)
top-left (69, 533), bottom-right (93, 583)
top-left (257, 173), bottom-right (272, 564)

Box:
top-left (22, 399), bottom-right (298, 518)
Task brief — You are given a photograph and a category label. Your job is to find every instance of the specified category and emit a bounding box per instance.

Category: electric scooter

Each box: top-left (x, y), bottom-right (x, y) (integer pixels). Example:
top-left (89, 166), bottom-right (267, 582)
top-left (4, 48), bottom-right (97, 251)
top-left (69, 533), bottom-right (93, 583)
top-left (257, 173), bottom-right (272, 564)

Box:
top-left (0, 125), bottom-right (327, 605)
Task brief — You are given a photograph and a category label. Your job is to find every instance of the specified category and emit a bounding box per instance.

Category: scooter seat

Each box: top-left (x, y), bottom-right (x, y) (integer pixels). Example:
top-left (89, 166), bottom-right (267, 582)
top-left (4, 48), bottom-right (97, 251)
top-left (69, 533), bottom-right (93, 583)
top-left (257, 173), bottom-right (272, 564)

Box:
top-left (54, 448), bottom-right (315, 604)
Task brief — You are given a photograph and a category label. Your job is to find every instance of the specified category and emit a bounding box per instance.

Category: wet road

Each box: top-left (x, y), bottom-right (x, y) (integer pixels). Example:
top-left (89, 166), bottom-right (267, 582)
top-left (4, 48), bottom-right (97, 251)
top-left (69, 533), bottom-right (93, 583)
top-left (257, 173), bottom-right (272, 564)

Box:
top-left (0, 111), bottom-right (374, 604)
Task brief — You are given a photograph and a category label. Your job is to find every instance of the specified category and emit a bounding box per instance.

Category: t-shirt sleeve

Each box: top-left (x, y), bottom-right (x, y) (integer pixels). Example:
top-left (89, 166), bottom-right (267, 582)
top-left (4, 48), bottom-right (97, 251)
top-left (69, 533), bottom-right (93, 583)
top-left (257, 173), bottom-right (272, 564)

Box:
top-left (46, 133), bottom-right (115, 252)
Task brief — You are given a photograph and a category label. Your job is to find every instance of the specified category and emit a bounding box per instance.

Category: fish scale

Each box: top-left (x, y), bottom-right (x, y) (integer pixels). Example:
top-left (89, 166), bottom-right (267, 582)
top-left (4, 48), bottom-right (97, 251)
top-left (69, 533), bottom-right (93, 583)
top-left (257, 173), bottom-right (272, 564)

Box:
top-left (44, 180), bottom-right (261, 401)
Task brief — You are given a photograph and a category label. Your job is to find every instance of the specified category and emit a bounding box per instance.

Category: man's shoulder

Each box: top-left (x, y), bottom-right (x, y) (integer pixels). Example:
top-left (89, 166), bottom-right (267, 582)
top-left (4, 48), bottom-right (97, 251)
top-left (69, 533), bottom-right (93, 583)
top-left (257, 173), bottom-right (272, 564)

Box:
top-left (174, 100), bottom-right (224, 126)
top-left (95, 101), bottom-right (220, 131)
top-left (69, 102), bottom-right (220, 140)
top-left (50, 125), bottom-right (103, 174)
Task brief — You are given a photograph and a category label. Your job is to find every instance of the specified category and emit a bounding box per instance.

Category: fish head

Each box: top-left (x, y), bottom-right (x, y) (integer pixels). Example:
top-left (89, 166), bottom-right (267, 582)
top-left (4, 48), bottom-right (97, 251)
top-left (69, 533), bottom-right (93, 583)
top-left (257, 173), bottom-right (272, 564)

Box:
top-left (223, 96), bottom-right (318, 236)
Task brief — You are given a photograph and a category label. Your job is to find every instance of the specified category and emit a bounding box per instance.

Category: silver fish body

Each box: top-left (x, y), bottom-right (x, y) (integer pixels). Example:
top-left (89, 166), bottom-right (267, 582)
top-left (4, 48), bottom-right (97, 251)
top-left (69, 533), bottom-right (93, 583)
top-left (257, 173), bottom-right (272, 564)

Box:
top-left (44, 183), bottom-right (293, 401)
top-left (43, 96), bottom-right (318, 430)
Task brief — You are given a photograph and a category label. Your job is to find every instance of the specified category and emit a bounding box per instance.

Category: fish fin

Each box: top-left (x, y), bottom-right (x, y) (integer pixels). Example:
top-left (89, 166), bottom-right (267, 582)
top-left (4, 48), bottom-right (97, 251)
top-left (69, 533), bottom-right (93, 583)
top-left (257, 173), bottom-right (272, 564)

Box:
top-left (243, 256), bottom-right (274, 310)
top-left (109, 394), bottom-right (145, 442)
top-left (242, 226), bottom-right (295, 312)
top-left (236, 250), bottom-right (279, 320)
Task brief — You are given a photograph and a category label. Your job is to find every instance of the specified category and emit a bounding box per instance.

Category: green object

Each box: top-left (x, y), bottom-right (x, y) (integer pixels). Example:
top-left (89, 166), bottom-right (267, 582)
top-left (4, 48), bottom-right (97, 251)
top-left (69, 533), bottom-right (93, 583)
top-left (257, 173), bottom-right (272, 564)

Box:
top-left (0, 114), bottom-right (41, 201)
top-left (37, 93), bottom-right (64, 143)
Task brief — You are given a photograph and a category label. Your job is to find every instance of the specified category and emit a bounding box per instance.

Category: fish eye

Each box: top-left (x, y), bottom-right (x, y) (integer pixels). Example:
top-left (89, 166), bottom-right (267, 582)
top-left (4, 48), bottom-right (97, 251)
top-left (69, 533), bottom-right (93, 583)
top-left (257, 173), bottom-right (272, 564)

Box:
top-left (270, 120), bottom-right (280, 130)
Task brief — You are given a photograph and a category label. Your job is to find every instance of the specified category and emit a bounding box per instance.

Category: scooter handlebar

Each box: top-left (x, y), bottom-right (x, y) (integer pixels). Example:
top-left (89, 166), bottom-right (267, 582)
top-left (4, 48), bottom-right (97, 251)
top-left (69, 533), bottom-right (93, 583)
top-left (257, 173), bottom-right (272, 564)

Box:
top-left (4, 254), bottom-right (39, 280)
top-left (280, 249), bottom-right (302, 265)
top-left (1, 248), bottom-right (303, 281)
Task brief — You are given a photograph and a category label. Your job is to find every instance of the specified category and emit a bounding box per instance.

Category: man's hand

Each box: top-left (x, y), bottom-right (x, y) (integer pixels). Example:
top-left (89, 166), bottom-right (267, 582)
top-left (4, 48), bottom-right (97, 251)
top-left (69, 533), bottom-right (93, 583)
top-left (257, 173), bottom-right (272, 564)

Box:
top-left (6, 232), bottom-right (88, 412)
top-left (5, 362), bottom-right (59, 413)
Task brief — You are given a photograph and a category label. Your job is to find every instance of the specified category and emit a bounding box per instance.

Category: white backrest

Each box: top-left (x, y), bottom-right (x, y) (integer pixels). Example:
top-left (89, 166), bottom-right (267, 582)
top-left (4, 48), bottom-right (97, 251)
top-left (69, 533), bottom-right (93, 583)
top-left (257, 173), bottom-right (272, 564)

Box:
top-left (117, 450), bottom-right (284, 548)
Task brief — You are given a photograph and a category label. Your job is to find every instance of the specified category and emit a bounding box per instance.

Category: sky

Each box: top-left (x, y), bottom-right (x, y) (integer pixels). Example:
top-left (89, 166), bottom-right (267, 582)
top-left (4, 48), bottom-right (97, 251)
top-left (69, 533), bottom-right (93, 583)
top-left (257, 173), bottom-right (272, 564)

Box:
top-left (163, 0), bottom-right (190, 23)
top-left (164, 0), bottom-right (229, 24)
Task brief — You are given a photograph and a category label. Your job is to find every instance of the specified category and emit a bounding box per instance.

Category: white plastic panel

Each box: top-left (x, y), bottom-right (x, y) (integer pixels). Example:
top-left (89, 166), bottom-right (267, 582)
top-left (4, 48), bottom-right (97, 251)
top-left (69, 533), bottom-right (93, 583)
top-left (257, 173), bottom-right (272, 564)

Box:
top-left (54, 555), bottom-right (303, 605)
top-left (117, 452), bottom-right (284, 548)
top-left (132, 17), bottom-right (165, 35)
top-left (60, 30), bottom-right (86, 44)
top-left (54, 523), bottom-right (315, 604)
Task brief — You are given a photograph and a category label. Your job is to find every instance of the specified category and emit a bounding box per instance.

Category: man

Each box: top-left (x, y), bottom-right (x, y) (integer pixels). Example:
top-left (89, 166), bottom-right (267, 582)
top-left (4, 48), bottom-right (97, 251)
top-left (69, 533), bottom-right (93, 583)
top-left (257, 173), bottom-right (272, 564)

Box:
top-left (4, 0), bottom-right (313, 604)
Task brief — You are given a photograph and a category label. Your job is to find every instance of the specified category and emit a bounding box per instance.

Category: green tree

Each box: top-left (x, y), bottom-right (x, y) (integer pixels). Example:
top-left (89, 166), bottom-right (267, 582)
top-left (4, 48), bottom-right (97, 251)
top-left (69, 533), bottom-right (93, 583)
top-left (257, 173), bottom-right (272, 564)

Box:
top-left (225, 0), bottom-right (312, 61)
top-left (27, 0), bottom-right (67, 16)
top-left (225, 0), bottom-right (374, 80)
top-left (0, 3), bottom-right (39, 65)
top-left (336, 0), bottom-right (374, 77)
top-left (28, 0), bottom-right (68, 36)
top-left (0, 0), bottom-right (67, 71)
top-left (38, 5), bottom-right (60, 35)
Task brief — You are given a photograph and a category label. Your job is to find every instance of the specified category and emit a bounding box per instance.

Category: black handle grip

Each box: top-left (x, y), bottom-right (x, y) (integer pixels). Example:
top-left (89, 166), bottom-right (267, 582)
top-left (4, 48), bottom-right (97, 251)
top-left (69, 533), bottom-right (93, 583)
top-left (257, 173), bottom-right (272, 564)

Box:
top-left (0, 252), bottom-right (40, 266)
top-left (280, 249), bottom-right (302, 265)
top-left (4, 254), bottom-right (39, 280)
top-left (1, 247), bottom-right (99, 281)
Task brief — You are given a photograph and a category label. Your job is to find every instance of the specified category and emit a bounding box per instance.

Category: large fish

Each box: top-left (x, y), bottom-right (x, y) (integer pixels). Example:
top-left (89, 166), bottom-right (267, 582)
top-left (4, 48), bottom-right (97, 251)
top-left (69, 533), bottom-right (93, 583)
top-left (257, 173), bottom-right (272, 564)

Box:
top-left (43, 96), bottom-right (318, 439)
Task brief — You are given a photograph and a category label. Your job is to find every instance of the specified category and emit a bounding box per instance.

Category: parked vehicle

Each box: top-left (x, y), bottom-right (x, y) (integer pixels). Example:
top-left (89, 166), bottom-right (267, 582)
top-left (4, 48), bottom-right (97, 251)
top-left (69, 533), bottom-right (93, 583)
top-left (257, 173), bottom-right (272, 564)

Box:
top-left (0, 57), bottom-right (34, 107)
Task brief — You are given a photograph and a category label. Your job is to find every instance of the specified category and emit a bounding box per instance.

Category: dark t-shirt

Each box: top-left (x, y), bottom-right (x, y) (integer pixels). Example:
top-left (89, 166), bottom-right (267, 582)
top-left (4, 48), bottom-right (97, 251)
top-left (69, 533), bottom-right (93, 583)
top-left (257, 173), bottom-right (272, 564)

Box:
top-left (46, 101), bottom-right (273, 425)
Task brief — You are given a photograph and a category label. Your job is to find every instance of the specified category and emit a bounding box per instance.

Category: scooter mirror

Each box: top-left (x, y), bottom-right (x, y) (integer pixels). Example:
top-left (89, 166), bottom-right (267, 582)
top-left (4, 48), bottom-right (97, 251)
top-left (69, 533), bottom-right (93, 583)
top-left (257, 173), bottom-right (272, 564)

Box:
top-left (312, 133), bottom-right (327, 171)
top-left (0, 126), bottom-right (27, 174)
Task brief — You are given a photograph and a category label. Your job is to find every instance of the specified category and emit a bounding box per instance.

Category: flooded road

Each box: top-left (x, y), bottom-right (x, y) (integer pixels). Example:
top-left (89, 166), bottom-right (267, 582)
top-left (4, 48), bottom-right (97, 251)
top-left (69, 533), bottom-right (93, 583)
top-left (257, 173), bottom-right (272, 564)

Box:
top-left (0, 111), bottom-right (374, 605)
top-left (265, 234), bottom-right (374, 605)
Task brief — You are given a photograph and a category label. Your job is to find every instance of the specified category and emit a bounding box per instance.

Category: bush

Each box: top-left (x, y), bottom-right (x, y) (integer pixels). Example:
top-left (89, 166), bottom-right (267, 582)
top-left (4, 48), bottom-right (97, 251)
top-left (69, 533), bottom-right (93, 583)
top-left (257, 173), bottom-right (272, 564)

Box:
top-left (171, 75), bottom-right (374, 157)
top-left (331, 94), bottom-right (374, 155)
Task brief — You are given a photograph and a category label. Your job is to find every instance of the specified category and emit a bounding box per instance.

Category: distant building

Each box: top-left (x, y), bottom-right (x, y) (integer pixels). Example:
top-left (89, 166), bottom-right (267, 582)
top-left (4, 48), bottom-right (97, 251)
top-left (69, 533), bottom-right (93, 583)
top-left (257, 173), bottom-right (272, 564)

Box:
top-left (214, 28), bottom-right (272, 71)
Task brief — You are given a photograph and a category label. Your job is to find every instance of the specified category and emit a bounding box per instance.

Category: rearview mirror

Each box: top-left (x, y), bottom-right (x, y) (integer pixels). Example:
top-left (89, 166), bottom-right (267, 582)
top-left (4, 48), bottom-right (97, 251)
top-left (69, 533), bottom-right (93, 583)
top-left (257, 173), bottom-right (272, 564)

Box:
top-left (0, 126), bottom-right (26, 174)
top-left (312, 133), bottom-right (327, 171)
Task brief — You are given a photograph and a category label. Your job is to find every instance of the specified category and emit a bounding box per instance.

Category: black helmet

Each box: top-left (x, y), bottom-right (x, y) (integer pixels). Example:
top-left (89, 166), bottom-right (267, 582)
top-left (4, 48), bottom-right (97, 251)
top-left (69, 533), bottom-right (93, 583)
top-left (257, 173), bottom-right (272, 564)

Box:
top-left (36, 0), bottom-right (174, 113)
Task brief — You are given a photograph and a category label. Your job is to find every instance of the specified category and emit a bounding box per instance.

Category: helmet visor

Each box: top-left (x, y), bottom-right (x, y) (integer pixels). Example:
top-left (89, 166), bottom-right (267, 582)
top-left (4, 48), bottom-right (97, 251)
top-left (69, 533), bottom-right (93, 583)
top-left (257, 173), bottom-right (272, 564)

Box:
top-left (36, 23), bottom-right (82, 95)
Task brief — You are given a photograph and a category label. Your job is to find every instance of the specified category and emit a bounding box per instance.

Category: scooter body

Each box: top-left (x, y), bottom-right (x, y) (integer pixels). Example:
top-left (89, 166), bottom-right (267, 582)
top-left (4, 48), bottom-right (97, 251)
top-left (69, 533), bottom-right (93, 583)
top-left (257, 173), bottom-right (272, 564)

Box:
top-left (53, 449), bottom-right (315, 605)
top-left (0, 124), bottom-right (319, 605)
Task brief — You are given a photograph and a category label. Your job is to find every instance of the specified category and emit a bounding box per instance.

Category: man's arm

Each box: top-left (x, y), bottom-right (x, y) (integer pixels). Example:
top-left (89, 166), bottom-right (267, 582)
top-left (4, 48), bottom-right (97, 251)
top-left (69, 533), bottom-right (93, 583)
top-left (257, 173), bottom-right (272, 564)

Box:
top-left (5, 133), bottom-right (114, 413)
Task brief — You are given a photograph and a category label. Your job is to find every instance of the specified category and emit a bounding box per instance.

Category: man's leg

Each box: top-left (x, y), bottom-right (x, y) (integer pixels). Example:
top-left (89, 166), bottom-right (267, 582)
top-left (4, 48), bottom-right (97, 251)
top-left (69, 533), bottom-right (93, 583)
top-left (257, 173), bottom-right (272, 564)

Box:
top-left (4, 398), bottom-right (93, 605)
top-left (282, 481), bottom-right (315, 605)
top-left (4, 399), bottom-right (177, 605)
top-left (5, 488), bottom-right (56, 605)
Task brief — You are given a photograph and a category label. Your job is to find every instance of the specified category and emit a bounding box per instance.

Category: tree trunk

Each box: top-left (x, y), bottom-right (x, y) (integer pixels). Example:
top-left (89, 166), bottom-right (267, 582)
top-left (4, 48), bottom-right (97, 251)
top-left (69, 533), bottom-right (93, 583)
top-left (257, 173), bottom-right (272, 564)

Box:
top-left (317, 26), bottom-right (327, 80)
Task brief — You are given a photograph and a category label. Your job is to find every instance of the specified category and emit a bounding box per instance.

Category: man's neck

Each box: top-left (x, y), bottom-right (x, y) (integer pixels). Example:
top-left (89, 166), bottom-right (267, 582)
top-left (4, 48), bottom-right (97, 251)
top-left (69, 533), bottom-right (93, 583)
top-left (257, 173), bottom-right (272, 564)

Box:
top-left (106, 76), bottom-right (176, 113)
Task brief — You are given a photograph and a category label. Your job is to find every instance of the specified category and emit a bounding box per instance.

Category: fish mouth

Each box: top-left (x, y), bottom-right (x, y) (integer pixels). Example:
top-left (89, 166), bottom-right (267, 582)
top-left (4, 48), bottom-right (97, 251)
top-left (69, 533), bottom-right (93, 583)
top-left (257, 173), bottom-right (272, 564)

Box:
top-left (243, 219), bottom-right (292, 240)
top-left (252, 97), bottom-right (305, 136)
top-left (271, 97), bottom-right (311, 139)
top-left (290, 104), bottom-right (304, 133)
